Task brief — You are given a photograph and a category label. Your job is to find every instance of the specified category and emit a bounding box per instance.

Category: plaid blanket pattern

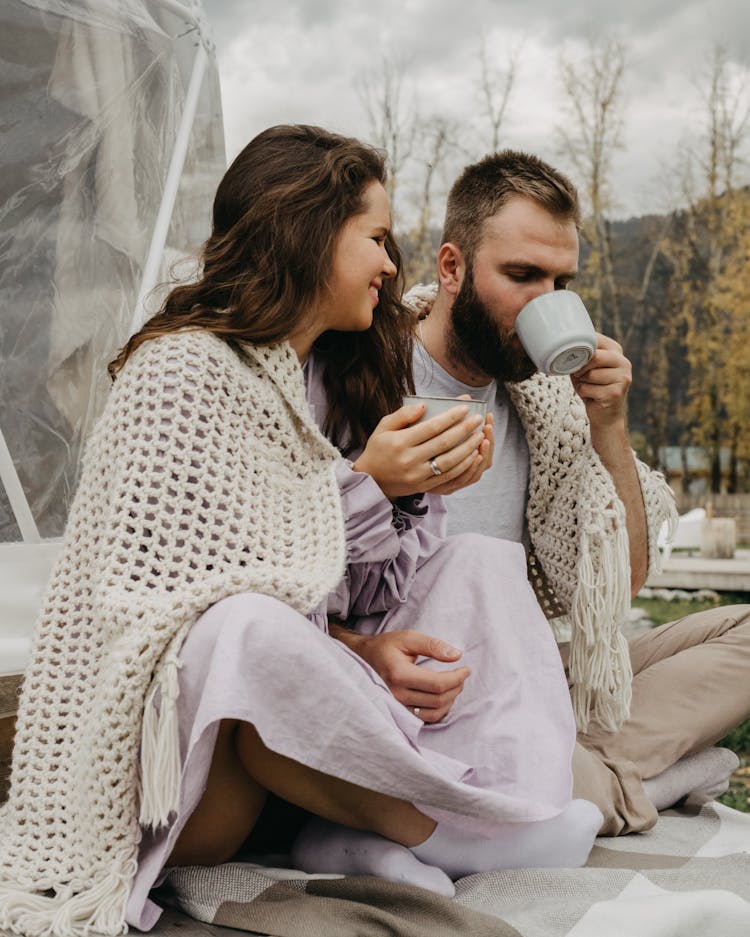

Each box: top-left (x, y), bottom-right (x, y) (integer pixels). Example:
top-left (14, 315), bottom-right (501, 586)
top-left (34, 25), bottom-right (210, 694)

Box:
top-left (159, 798), bottom-right (750, 936)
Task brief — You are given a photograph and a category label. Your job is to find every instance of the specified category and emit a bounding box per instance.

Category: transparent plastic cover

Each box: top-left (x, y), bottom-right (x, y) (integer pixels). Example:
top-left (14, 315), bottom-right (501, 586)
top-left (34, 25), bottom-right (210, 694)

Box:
top-left (0, 0), bottom-right (225, 542)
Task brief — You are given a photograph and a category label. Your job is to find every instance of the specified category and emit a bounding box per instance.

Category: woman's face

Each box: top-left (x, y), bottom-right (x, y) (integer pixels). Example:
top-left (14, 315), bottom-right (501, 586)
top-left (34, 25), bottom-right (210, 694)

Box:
top-left (317, 180), bottom-right (397, 334)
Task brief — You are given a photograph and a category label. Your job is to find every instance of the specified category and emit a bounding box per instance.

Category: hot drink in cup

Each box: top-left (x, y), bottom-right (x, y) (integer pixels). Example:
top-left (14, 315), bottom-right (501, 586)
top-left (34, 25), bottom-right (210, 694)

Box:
top-left (403, 395), bottom-right (487, 424)
top-left (403, 395), bottom-right (487, 442)
top-left (514, 291), bottom-right (597, 376)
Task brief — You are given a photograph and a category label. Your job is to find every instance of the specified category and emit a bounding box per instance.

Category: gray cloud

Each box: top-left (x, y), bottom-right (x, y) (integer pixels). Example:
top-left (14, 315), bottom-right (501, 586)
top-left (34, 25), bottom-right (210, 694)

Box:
top-left (200, 0), bottom-right (750, 220)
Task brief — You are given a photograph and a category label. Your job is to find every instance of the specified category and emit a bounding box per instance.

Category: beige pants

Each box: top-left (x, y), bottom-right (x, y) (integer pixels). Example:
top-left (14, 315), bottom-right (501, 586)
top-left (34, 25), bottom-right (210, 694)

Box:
top-left (560, 604), bottom-right (750, 835)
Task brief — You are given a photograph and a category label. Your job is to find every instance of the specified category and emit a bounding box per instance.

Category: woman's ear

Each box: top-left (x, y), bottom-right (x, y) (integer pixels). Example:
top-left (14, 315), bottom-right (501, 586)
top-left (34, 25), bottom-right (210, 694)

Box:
top-left (437, 242), bottom-right (464, 296)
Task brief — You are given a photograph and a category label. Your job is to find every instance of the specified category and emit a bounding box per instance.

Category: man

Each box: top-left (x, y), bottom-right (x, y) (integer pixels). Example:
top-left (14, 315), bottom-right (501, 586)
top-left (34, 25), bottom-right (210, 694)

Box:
top-left (406, 150), bottom-right (750, 835)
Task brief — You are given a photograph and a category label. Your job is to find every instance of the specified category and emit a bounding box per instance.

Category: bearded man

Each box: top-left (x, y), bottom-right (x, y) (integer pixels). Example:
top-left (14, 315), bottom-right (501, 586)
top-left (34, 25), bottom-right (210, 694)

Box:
top-left (405, 150), bottom-right (750, 836)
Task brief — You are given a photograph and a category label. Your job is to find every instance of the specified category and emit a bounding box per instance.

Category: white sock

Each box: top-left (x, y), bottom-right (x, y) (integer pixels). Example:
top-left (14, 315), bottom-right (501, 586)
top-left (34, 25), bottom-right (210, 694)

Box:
top-left (411, 799), bottom-right (602, 879)
top-left (290, 817), bottom-right (455, 896)
top-left (642, 747), bottom-right (740, 811)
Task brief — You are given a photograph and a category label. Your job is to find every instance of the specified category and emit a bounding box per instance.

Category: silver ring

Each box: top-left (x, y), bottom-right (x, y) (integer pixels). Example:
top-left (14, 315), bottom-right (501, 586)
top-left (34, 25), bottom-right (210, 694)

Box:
top-left (429, 458), bottom-right (442, 477)
top-left (413, 706), bottom-right (421, 717)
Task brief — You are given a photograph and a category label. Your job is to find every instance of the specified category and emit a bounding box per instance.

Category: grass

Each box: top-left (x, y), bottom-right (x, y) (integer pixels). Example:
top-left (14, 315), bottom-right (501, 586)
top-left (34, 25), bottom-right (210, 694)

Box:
top-left (631, 594), bottom-right (721, 625)
top-left (718, 780), bottom-right (750, 812)
top-left (633, 590), bottom-right (750, 812)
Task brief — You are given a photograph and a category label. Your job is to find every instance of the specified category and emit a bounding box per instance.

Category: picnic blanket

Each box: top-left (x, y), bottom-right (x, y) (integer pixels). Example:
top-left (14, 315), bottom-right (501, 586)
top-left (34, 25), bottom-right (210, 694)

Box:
top-left (157, 796), bottom-right (750, 936)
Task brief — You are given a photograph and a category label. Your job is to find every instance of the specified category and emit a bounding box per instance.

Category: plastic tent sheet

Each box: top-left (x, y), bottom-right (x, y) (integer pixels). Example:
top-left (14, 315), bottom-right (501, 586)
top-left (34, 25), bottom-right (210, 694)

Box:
top-left (0, 0), bottom-right (225, 670)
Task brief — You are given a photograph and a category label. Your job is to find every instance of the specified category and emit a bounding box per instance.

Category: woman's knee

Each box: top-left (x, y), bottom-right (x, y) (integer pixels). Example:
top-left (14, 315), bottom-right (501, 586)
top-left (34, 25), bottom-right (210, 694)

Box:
top-left (210, 591), bottom-right (299, 622)
top-left (205, 593), bottom-right (317, 652)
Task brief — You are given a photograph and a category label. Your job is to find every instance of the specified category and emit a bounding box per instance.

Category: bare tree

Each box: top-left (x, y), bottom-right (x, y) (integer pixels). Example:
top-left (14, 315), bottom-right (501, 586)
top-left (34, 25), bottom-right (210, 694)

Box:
top-left (405, 117), bottom-right (458, 284)
top-left (357, 57), bottom-right (417, 218)
top-left (557, 36), bottom-right (626, 341)
top-left (477, 38), bottom-right (519, 152)
top-left (699, 46), bottom-right (750, 208)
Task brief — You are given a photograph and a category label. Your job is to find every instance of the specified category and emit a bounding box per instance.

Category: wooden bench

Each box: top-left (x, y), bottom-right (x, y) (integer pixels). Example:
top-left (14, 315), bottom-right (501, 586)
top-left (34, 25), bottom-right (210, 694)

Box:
top-left (0, 674), bottom-right (21, 804)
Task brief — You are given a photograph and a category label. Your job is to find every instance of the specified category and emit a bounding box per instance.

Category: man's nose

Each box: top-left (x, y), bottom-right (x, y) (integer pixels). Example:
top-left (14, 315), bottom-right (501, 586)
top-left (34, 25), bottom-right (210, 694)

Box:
top-left (512, 281), bottom-right (556, 323)
top-left (527, 280), bottom-right (557, 301)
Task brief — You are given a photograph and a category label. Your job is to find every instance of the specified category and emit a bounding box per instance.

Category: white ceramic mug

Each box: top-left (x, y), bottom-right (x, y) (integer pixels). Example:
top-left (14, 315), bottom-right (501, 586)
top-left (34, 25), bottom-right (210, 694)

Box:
top-left (514, 290), bottom-right (597, 375)
top-left (403, 395), bottom-right (487, 433)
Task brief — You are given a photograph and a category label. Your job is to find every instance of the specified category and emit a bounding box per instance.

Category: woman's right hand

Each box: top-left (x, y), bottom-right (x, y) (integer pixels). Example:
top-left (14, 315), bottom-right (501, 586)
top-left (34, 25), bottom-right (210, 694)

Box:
top-left (352, 402), bottom-right (486, 500)
top-left (330, 625), bottom-right (471, 724)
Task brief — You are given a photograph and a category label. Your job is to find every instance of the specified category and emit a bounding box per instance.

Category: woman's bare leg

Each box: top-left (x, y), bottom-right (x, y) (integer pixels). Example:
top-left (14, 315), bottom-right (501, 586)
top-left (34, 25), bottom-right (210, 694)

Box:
top-left (235, 722), bottom-right (436, 846)
top-left (239, 724), bottom-right (454, 894)
top-left (168, 720), bottom-right (436, 867)
top-left (168, 720), bottom-right (267, 866)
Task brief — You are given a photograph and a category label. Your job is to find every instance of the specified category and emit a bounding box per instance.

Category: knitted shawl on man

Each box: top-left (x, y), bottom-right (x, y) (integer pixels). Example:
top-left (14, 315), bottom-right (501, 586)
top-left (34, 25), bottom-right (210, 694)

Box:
top-left (0, 332), bottom-right (346, 937)
top-left (405, 283), bottom-right (677, 732)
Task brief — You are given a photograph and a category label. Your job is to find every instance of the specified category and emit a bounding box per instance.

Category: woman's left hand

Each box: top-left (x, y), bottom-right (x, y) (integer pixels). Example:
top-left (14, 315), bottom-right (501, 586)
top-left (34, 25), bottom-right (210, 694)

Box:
top-left (353, 403), bottom-right (494, 500)
top-left (431, 412), bottom-right (494, 496)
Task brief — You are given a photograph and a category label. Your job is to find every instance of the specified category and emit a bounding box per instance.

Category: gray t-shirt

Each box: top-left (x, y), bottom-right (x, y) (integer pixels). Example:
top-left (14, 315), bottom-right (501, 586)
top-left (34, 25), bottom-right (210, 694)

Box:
top-left (413, 342), bottom-right (529, 543)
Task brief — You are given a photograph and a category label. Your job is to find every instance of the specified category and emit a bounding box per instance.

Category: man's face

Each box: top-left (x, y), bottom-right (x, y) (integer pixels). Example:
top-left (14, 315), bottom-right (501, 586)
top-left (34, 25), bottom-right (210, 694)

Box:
top-left (447, 196), bottom-right (580, 383)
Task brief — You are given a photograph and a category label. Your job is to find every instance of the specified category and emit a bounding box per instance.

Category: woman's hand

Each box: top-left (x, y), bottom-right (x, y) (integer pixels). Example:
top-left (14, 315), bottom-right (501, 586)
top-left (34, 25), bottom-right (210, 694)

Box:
top-left (431, 412), bottom-right (494, 496)
top-left (352, 402), bottom-right (492, 500)
top-left (330, 625), bottom-right (471, 724)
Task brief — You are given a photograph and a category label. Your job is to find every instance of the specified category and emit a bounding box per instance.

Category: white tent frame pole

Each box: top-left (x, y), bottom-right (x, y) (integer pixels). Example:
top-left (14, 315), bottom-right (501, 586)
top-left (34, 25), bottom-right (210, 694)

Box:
top-left (0, 428), bottom-right (40, 543)
top-left (127, 39), bottom-right (208, 338)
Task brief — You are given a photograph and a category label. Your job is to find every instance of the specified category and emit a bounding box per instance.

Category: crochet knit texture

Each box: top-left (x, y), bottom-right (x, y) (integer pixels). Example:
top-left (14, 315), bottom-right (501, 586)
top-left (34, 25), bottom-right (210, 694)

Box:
top-left (0, 332), bottom-right (346, 937)
top-left (405, 283), bottom-right (677, 731)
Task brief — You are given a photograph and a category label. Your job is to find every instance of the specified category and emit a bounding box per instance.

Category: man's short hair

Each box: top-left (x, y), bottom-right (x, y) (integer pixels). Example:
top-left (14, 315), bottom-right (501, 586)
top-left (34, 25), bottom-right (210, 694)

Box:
top-left (442, 150), bottom-right (580, 262)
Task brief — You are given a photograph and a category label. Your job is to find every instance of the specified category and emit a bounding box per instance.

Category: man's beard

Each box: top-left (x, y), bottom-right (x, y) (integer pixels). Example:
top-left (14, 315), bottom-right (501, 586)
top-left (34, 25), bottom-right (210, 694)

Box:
top-left (447, 265), bottom-right (537, 383)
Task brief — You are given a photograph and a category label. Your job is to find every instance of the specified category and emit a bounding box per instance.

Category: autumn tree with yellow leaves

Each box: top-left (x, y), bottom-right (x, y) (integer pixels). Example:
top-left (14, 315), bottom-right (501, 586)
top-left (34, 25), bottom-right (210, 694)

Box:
top-left (715, 191), bottom-right (750, 490)
top-left (664, 47), bottom-right (750, 492)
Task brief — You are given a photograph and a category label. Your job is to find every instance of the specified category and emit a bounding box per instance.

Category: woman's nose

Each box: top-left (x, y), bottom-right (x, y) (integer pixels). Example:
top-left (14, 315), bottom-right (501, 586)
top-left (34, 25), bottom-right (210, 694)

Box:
top-left (382, 251), bottom-right (397, 278)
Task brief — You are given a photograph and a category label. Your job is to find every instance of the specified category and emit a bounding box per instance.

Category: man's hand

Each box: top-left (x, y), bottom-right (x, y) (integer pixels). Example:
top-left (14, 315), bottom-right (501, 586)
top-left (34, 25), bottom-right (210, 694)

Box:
top-left (571, 333), bottom-right (648, 593)
top-left (329, 625), bottom-right (471, 724)
top-left (570, 333), bottom-right (631, 438)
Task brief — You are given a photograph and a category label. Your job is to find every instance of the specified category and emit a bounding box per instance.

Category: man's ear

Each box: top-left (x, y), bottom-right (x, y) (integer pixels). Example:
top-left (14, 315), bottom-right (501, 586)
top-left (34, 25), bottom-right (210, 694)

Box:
top-left (437, 242), bottom-right (464, 296)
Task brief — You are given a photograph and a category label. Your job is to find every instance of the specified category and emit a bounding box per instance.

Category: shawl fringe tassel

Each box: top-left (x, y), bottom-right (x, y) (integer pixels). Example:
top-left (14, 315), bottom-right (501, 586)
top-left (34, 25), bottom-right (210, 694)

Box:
top-left (0, 871), bottom-right (130, 937)
top-left (568, 503), bottom-right (633, 732)
top-left (139, 651), bottom-right (183, 829)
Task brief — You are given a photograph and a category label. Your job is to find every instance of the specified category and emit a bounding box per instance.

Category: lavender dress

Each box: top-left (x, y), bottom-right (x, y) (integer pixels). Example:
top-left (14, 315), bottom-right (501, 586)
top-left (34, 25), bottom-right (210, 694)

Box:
top-left (126, 356), bottom-right (576, 930)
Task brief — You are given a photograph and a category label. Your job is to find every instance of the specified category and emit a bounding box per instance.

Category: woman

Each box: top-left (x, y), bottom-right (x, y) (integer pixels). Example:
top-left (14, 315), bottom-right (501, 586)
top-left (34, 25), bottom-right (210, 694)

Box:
top-left (0, 125), bottom-right (600, 937)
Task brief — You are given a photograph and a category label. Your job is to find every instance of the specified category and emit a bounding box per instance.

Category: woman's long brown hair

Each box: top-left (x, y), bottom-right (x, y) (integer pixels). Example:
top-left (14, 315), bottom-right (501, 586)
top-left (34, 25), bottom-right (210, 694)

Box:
top-left (109, 124), bottom-right (415, 453)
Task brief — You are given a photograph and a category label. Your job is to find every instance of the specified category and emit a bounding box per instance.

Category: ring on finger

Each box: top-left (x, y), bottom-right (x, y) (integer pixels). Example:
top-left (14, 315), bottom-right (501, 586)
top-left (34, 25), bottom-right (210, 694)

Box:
top-left (429, 458), bottom-right (442, 477)
top-left (413, 706), bottom-right (421, 717)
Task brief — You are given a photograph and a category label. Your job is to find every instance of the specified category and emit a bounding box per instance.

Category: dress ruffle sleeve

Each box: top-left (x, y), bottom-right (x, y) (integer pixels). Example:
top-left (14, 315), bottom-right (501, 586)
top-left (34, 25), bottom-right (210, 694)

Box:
top-left (327, 460), bottom-right (445, 619)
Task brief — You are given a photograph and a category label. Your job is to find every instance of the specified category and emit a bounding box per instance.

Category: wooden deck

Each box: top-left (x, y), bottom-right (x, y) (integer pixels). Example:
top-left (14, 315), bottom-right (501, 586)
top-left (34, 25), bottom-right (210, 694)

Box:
top-left (646, 549), bottom-right (750, 592)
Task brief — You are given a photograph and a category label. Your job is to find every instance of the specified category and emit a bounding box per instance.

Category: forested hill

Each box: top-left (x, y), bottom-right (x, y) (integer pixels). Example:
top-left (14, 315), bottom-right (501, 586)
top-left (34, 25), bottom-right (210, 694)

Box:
top-left (583, 187), bottom-right (750, 488)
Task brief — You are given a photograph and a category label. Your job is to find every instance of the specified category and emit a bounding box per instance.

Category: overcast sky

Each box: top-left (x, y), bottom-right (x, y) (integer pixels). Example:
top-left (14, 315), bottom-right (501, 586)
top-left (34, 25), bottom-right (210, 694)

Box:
top-left (199, 0), bottom-right (750, 227)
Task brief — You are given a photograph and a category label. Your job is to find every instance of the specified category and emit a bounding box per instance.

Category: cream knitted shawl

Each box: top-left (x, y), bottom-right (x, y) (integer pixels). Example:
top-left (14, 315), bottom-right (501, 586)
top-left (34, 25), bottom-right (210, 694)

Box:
top-left (0, 332), bottom-right (346, 937)
top-left (405, 283), bottom-right (677, 732)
